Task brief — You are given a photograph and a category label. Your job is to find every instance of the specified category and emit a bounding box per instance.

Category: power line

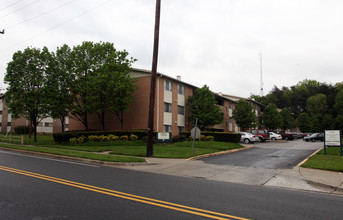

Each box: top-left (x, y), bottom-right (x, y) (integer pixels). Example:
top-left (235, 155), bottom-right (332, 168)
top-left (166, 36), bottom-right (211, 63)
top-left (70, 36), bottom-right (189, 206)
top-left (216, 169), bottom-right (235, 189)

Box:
top-left (0, 0), bottom-right (24, 12)
top-left (0, 0), bottom-right (39, 19)
top-left (6, 0), bottom-right (75, 30)
top-left (0, 0), bottom-right (113, 53)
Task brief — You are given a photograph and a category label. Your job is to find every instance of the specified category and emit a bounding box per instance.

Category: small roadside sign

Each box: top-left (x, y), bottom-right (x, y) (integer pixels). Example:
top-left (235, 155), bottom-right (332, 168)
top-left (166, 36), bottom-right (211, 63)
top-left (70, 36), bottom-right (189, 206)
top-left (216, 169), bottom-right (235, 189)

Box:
top-left (324, 130), bottom-right (342, 156)
top-left (156, 132), bottom-right (171, 143)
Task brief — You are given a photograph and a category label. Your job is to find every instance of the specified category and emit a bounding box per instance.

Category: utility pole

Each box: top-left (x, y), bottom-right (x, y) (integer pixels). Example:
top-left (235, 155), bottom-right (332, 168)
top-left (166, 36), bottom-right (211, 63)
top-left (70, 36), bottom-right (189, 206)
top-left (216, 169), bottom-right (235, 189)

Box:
top-left (146, 0), bottom-right (161, 157)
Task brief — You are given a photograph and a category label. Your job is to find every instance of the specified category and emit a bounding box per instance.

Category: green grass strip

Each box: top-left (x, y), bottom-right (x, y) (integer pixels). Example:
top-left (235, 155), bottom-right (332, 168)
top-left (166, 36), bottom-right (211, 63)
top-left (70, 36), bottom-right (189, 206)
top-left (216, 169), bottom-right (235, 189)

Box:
top-left (0, 143), bottom-right (146, 163)
top-left (301, 147), bottom-right (343, 172)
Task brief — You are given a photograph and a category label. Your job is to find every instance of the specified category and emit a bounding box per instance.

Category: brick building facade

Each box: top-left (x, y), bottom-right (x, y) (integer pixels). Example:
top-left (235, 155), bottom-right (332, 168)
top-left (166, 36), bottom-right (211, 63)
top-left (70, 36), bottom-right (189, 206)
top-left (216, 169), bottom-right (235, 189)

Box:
top-left (1, 69), bottom-right (264, 136)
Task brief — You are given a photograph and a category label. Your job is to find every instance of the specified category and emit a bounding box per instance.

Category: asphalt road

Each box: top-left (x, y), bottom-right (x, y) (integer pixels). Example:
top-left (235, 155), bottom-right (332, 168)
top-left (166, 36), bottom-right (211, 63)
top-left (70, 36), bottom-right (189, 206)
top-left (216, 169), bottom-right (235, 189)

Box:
top-left (201, 139), bottom-right (323, 169)
top-left (1, 148), bottom-right (343, 220)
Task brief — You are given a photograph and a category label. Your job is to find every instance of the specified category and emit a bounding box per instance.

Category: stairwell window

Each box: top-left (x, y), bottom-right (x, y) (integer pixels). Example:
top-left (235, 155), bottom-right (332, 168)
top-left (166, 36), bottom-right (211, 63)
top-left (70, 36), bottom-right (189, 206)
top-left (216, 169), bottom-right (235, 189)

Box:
top-left (177, 105), bottom-right (184, 115)
top-left (164, 80), bottom-right (172, 91)
top-left (178, 85), bottom-right (184, 95)
top-left (164, 102), bottom-right (172, 113)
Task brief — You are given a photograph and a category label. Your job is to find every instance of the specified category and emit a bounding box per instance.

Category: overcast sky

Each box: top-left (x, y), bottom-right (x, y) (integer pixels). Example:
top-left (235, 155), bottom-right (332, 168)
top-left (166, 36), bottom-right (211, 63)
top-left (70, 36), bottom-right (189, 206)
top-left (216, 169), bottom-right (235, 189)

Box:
top-left (1, 0), bottom-right (342, 97)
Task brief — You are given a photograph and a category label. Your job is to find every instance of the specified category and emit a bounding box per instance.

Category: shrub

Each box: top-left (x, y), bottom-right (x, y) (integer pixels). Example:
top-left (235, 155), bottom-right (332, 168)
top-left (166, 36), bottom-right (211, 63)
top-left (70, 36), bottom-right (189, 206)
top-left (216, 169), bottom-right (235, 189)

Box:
top-left (188, 136), bottom-right (193, 141)
top-left (53, 130), bottom-right (151, 143)
top-left (171, 135), bottom-right (187, 143)
top-left (130, 134), bottom-right (138, 141)
top-left (206, 136), bottom-right (214, 141)
top-left (180, 131), bottom-right (241, 143)
top-left (88, 135), bottom-right (99, 142)
top-left (108, 134), bottom-right (119, 141)
top-left (14, 126), bottom-right (30, 134)
top-left (120, 135), bottom-right (129, 140)
top-left (69, 137), bottom-right (78, 144)
top-left (199, 135), bottom-right (207, 141)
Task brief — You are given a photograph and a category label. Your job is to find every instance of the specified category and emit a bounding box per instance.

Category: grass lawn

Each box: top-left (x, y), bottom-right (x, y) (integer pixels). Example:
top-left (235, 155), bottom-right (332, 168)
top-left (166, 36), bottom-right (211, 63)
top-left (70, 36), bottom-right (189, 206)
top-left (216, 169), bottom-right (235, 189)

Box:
top-left (301, 147), bottom-right (343, 172)
top-left (0, 134), bottom-right (243, 159)
top-left (59, 140), bottom-right (242, 158)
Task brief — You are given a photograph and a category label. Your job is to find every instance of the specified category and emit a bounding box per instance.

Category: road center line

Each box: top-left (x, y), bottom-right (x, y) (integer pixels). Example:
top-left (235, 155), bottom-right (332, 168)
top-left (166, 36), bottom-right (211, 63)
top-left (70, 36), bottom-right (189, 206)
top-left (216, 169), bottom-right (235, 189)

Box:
top-left (0, 165), bottom-right (249, 220)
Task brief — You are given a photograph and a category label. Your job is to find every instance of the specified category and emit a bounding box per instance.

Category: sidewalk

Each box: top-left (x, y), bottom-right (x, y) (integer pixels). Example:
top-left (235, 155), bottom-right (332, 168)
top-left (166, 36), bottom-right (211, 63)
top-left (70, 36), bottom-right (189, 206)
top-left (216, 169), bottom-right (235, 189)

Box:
top-left (299, 166), bottom-right (343, 194)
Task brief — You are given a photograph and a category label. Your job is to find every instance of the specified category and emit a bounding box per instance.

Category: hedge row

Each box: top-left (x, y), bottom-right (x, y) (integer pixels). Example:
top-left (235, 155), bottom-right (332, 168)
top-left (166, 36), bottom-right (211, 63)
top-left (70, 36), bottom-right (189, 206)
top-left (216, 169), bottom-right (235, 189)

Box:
top-left (180, 131), bottom-right (241, 143)
top-left (53, 130), bottom-right (152, 143)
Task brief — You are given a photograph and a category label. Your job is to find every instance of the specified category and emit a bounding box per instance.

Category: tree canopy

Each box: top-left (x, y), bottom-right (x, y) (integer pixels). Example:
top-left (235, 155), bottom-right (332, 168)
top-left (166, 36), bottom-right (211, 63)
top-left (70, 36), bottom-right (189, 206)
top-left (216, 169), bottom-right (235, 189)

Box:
top-left (261, 103), bottom-right (282, 131)
top-left (4, 47), bottom-right (52, 142)
top-left (232, 99), bottom-right (257, 131)
top-left (187, 85), bottom-right (223, 130)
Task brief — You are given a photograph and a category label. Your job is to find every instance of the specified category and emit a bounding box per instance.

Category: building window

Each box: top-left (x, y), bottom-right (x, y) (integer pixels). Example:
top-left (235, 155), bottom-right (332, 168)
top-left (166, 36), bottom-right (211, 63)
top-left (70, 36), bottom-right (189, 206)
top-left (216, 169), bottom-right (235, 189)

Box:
top-left (178, 85), bottom-right (184, 95)
top-left (7, 122), bottom-right (11, 126)
top-left (164, 80), bottom-right (172, 91)
top-left (0, 110), bottom-right (2, 114)
top-left (44, 122), bottom-right (53, 127)
top-left (163, 125), bottom-right (172, 132)
top-left (177, 106), bottom-right (184, 115)
top-left (65, 124), bottom-right (69, 129)
top-left (229, 102), bottom-right (233, 109)
top-left (177, 126), bottom-right (184, 134)
top-left (164, 103), bottom-right (172, 113)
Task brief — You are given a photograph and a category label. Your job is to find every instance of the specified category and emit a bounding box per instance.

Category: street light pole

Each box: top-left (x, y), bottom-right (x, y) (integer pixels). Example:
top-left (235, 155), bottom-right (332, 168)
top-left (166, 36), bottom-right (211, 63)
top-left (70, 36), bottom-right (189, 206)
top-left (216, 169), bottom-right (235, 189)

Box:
top-left (146, 0), bottom-right (161, 157)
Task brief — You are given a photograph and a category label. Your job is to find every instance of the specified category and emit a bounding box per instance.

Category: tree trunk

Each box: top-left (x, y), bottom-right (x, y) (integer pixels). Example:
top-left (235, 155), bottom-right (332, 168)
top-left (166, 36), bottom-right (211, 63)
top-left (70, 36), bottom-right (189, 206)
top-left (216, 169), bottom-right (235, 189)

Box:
top-left (59, 116), bottom-right (65, 132)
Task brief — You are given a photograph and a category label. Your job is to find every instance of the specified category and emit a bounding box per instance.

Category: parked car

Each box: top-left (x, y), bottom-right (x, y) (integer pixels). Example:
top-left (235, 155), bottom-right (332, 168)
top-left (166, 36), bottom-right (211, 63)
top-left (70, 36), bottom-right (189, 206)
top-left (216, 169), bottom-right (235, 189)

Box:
top-left (303, 133), bottom-right (324, 142)
top-left (269, 132), bottom-right (282, 140)
top-left (246, 129), bottom-right (269, 142)
top-left (239, 132), bottom-right (259, 144)
top-left (278, 132), bottom-right (295, 140)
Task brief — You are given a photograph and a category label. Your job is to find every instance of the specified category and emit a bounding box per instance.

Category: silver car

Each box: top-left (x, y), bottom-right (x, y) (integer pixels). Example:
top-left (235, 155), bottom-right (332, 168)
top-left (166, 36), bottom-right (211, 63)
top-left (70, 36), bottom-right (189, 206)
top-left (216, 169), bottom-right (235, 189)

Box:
top-left (239, 132), bottom-right (259, 144)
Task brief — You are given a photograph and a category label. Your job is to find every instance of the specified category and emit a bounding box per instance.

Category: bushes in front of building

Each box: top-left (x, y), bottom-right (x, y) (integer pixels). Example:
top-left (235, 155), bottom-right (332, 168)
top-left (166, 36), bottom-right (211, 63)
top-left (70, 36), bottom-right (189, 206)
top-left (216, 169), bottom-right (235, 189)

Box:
top-left (53, 130), bottom-right (149, 143)
top-left (68, 134), bottom-right (139, 144)
top-left (14, 126), bottom-right (30, 134)
top-left (180, 131), bottom-right (241, 143)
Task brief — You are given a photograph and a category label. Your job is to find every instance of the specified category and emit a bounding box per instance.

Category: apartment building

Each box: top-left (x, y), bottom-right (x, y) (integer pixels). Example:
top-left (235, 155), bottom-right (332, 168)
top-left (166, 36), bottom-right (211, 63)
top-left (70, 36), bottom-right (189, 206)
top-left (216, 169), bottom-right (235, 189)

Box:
top-left (1, 69), bottom-right (261, 136)
top-left (0, 94), bottom-right (69, 133)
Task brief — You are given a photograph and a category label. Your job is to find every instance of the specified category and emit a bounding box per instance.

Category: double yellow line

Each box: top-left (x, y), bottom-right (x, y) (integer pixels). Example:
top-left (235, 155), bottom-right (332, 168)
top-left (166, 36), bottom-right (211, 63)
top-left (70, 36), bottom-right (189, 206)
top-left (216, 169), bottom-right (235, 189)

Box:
top-left (0, 165), bottom-right (249, 220)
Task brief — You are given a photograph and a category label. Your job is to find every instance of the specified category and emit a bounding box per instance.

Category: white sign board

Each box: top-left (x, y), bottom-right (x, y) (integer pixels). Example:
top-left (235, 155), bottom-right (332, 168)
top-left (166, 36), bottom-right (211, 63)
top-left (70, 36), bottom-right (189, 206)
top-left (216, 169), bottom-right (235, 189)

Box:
top-left (157, 132), bottom-right (170, 140)
top-left (325, 130), bottom-right (341, 146)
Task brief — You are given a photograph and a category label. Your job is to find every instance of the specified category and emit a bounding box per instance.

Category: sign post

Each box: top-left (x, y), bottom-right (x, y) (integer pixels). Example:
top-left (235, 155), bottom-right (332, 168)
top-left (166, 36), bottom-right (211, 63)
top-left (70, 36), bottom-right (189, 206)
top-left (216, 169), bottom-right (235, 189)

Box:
top-left (324, 130), bottom-right (342, 156)
top-left (191, 118), bottom-right (201, 153)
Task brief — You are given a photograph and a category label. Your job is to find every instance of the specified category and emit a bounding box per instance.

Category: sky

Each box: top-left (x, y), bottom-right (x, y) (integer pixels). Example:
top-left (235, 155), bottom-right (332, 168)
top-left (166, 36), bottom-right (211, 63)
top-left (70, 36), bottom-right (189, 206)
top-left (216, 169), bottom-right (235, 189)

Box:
top-left (1, 0), bottom-right (343, 97)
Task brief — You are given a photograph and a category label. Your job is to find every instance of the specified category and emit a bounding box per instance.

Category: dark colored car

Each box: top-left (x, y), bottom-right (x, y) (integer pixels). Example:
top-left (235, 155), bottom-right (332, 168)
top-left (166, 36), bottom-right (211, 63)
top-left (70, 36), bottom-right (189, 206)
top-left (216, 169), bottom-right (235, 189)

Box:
top-left (246, 129), bottom-right (269, 142)
top-left (279, 132), bottom-right (295, 140)
top-left (303, 133), bottom-right (324, 142)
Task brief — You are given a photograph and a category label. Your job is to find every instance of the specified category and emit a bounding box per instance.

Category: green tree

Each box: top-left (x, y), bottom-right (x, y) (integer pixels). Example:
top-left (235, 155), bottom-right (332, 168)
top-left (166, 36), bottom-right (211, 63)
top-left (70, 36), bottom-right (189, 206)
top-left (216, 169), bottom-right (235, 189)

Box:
top-left (261, 103), bottom-right (282, 131)
top-left (334, 89), bottom-right (343, 115)
top-left (86, 42), bottom-right (136, 129)
top-left (187, 85), bottom-right (223, 130)
top-left (306, 94), bottom-right (328, 117)
top-left (280, 108), bottom-right (296, 131)
top-left (297, 112), bottom-right (312, 132)
top-left (232, 99), bottom-right (257, 131)
top-left (4, 47), bottom-right (51, 142)
top-left (46, 44), bottom-right (75, 132)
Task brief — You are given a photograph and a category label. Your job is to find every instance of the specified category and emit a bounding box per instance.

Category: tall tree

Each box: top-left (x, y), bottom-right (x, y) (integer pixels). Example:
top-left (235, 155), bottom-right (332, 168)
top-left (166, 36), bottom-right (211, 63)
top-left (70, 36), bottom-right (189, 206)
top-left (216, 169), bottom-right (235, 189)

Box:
top-left (232, 99), bottom-right (257, 131)
top-left (280, 108), bottom-right (296, 131)
top-left (86, 42), bottom-right (136, 130)
top-left (306, 93), bottom-right (328, 117)
top-left (261, 103), bottom-right (282, 131)
top-left (4, 47), bottom-right (51, 142)
top-left (46, 44), bottom-right (75, 132)
top-left (187, 85), bottom-right (223, 130)
top-left (297, 112), bottom-right (312, 132)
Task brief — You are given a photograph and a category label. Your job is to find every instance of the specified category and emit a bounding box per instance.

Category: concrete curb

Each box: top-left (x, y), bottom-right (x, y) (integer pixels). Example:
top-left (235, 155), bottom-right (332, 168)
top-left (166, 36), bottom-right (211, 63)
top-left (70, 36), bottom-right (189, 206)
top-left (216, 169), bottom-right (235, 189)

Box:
top-left (297, 149), bottom-right (343, 193)
top-left (0, 146), bottom-right (148, 167)
top-left (186, 145), bottom-right (254, 161)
